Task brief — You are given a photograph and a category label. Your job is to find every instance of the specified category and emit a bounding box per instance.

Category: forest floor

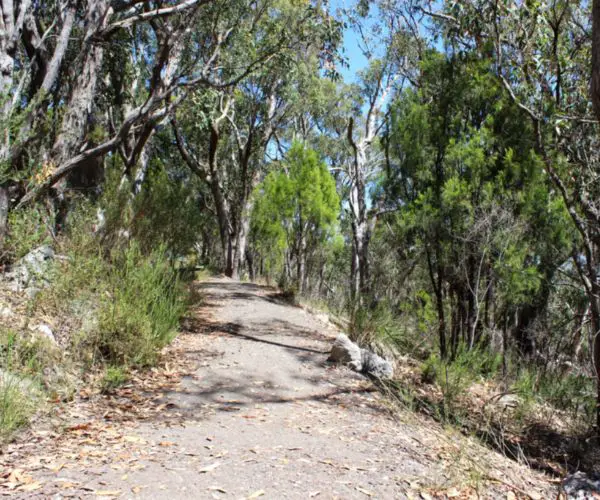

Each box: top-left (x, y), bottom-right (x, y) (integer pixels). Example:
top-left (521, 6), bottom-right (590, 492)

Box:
top-left (1, 277), bottom-right (558, 499)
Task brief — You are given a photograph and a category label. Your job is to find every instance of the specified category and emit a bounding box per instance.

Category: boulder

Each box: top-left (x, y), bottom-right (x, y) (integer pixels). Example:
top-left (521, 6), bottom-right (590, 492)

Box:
top-left (4, 245), bottom-right (54, 293)
top-left (562, 472), bottom-right (600, 499)
top-left (328, 333), bottom-right (394, 379)
top-left (361, 349), bottom-right (394, 379)
top-left (328, 334), bottom-right (363, 371)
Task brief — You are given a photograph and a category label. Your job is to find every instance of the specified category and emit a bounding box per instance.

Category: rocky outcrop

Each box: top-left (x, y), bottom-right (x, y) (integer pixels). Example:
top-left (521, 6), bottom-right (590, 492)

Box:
top-left (328, 333), bottom-right (394, 379)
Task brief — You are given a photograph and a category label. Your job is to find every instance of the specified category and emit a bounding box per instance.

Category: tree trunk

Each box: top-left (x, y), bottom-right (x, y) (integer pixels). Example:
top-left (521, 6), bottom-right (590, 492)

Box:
top-left (427, 247), bottom-right (447, 359)
top-left (297, 231), bottom-right (306, 294)
top-left (52, 1), bottom-right (110, 166)
top-left (350, 240), bottom-right (359, 302)
top-left (231, 202), bottom-right (252, 280)
top-left (0, 184), bottom-right (8, 249)
top-left (592, 0), bottom-right (600, 122)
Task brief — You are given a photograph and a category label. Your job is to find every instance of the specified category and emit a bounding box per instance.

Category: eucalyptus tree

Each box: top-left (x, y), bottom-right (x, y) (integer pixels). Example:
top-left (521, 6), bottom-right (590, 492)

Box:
top-left (171, 0), bottom-right (342, 278)
top-left (332, 1), bottom-right (419, 303)
top-left (1, 0), bottom-right (310, 250)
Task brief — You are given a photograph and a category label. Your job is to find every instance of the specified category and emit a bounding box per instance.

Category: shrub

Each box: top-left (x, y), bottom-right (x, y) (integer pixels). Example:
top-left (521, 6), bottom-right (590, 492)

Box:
top-left (348, 303), bottom-right (411, 354)
top-left (100, 366), bottom-right (128, 393)
top-left (2, 206), bottom-right (52, 262)
top-left (1, 330), bottom-right (58, 375)
top-left (94, 242), bottom-right (185, 367)
top-left (37, 207), bottom-right (186, 369)
top-left (512, 368), bottom-right (596, 424)
top-left (421, 345), bottom-right (503, 420)
top-left (0, 372), bottom-right (39, 441)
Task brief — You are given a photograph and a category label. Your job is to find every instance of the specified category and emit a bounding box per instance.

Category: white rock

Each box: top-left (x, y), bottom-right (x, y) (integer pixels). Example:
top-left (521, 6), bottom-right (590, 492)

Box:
top-left (328, 334), bottom-right (363, 371)
top-left (31, 324), bottom-right (57, 344)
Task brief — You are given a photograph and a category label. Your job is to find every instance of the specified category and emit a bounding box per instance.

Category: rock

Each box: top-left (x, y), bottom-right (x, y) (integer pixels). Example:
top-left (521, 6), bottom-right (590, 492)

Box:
top-left (0, 306), bottom-right (13, 319)
top-left (494, 394), bottom-right (521, 410)
top-left (328, 334), bottom-right (394, 378)
top-left (328, 334), bottom-right (363, 371)
top-left (562, 472), bottom-right (600, 499)
top-left (4, 245), bottom-right (54, 293)
top-left (361, 349), bottom-right (394, 379)
top-left (31, 324), bottom-right (57, 344)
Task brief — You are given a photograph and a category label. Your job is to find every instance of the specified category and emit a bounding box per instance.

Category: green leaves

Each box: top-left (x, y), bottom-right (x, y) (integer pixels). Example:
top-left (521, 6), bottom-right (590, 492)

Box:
top-left (251, 142), bottom-right (340, 272)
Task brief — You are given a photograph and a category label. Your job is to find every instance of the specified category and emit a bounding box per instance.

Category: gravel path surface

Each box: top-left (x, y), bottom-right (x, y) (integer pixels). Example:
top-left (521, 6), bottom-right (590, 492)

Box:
top-left (1, 278), bottom-right (555, 499)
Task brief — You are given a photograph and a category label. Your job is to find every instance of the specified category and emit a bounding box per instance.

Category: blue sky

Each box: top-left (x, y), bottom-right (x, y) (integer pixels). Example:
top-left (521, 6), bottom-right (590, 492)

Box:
top-left (329, 0), bottom-right (370, 83)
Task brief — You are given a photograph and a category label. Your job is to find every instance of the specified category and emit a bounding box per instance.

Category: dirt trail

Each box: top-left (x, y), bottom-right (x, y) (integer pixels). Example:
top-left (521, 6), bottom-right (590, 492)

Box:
top-left (1, 278), bottom-right (555, 499)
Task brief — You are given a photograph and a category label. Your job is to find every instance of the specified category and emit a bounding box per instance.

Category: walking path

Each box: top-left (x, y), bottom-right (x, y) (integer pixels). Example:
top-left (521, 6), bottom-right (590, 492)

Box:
top-left (1, 278), bottom-right (554, 498)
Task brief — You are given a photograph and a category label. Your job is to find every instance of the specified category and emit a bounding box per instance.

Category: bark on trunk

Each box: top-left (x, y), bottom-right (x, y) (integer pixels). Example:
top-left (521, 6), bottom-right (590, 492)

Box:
top-left (0, 185), bottom-right (8, 249)
top-left (52, 1), bottom-right (110, 166)
top-left (297, 231), bottom-right (306, 294)
top-left (592, 0), bottom-right (600, 122)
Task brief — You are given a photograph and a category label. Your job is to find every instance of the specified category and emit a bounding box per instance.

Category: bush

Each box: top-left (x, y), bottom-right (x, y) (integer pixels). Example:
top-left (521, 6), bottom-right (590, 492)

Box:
top-left (99, 161), bottom-right (204, 258)
top-left (0, 328), bottom-right (61, 378)
top-left (36, 206), bottom-right (186, 369)
top-left (0, 327), bottom-right (45, 441)
top-left (94, 242), bottom-right (185, 367)
top-left (2, 206), bottom-right (52, 262)
top-left (0, 373), bottom-right (39, 441)
top-left (421, 345), bottom-right (503, 420)
top-left (348, 303), bottom-right (410, 353)
top-left (512, 368), bottom-right (596, 423)
top-left (100, 366), bottom-right (128, 393)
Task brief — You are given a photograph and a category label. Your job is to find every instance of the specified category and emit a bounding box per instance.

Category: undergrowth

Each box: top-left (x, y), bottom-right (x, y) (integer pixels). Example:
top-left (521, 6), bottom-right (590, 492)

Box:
top-left (0, 183), bottom-right (193, 442)
top-left (347, 303), bottom-right (598, 475)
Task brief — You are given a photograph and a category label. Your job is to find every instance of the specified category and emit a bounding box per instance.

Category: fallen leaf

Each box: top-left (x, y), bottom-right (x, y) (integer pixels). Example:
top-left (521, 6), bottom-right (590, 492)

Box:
top-left (199, 463), bottom-right (221, 473)
top-left (95, 490), bottom-right (122, 497)
top-left (356, 486), bottom-right (374, 497)
top-left (209, 486), bottom-right (228, 493)
top-left (17, 482), bottom-right (42, 492)
top-left (68, 422), bottom-right (91, 432)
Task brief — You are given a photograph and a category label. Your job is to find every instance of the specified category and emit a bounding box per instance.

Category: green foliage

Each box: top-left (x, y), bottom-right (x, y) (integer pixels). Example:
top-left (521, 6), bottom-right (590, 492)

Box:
top-left (99, 161), bottom-right (204, 258)
top-left (38, 205), bottom-right (186, 369)
top-left (421, 345), bottom-right (502, 420)
top-left (0, 328), bottom-right (61, 380)
top-left (0, 328), bottom-right (47, 442)
top-left (3, 206), bottom-right (52, 261)
top-left (100, 366), bottom-right (128, 393)
top-left (95, 242), bottom-right (185, 367)
top-left (251, 142), bottom-right (340, 289)
top-left (512, 369), bottom-right (596, 423)
top-left (348, 303), bottom-right (409, 353)
top-left (0, 373), bottom-right (39, 442)
top-left (129, 167), bottom-right (204, 257)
